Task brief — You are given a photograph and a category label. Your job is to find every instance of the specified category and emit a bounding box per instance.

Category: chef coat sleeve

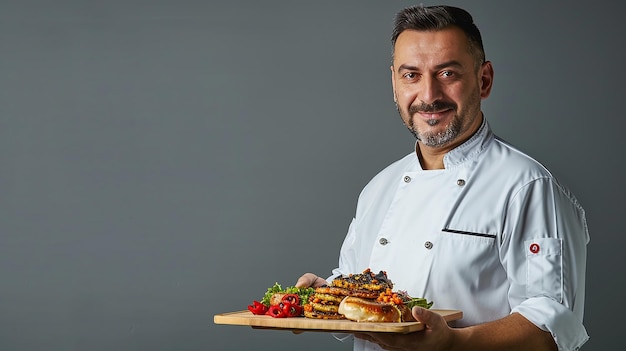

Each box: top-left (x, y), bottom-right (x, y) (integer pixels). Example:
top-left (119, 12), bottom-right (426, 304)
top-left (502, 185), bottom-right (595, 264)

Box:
top-left (500, 177), bottom-right (590, 351)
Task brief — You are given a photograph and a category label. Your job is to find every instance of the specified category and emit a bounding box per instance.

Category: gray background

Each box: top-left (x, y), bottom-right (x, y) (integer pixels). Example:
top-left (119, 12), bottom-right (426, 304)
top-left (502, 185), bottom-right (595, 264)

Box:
top-left (0, 1), bottom-right (622, 350)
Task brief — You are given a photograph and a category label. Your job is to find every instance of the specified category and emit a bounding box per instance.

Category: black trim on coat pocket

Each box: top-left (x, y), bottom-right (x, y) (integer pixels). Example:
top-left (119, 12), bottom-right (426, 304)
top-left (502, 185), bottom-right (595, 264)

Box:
top-left (441, 228), bottom-right (496, 239)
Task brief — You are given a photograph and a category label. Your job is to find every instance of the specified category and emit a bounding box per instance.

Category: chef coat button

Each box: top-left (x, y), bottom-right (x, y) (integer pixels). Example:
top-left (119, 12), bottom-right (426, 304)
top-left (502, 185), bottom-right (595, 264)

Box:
top-left (379, 238), bottom-right (389, 246)
top-left (424, 241), bottom-right (433, 249)
top-left (403, 176), bottom-right (412, 183)
top-left (456, 179), bottom-right (466, 186)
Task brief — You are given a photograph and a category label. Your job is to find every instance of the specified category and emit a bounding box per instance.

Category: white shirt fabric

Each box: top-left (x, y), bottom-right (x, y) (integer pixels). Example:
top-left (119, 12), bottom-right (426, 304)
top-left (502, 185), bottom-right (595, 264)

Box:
top-left (329, 120), bottom-right (589, 351)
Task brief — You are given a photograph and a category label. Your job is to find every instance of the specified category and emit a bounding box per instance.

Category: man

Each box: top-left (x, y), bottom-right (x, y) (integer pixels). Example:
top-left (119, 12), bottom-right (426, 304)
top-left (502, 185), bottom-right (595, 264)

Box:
top-left (296, 5), bottom-right (589, 351)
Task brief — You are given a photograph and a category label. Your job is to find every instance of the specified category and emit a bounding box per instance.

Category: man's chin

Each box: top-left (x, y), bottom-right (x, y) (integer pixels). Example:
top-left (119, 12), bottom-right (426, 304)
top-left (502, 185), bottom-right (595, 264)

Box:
top-left (416, 129), bottom-right (457, 148)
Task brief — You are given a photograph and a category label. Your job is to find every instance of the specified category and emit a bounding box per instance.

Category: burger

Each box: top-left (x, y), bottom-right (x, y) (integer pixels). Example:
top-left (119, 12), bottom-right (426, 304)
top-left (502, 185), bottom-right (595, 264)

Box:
top-left (303, 268), bottom-right (430, 322)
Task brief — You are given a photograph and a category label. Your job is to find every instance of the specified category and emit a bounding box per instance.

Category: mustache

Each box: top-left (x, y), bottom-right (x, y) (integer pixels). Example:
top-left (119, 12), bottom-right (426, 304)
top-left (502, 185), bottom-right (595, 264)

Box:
top-left (408, 101), bottom-right (456, 114)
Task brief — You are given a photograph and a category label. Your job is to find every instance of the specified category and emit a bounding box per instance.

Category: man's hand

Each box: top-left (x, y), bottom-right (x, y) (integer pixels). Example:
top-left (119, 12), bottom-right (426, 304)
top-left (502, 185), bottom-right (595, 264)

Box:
top-left (354, 309), bottom-right (558, 351)
top-left (354, 307), bottom-right (455, 351)
top-left (291, 273), bottom-right (327, 336)
top-left (295, 273), bottom-right (328, 288)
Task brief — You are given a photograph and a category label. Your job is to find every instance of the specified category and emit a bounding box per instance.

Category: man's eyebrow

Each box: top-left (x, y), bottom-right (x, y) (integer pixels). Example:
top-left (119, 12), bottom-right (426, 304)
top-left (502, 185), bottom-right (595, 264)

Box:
top-left (434, 60), bottom-right (464, 70)
top-left (397, 60), bottom-right (465, 73)
top-left (397, 64), bottom-right (419, 72)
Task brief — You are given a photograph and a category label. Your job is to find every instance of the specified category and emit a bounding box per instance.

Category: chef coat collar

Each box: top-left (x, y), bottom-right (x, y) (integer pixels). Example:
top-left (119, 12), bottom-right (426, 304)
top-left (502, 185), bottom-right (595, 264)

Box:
top-left (413, 117), bottom-right (494, 170)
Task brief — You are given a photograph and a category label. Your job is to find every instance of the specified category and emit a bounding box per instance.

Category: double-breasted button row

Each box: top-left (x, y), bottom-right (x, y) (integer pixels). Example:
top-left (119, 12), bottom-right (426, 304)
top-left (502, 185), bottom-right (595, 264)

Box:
top-left (379, 237), bottom-right (433, 250)
top-left (403, 175), bottom-right (465, 186)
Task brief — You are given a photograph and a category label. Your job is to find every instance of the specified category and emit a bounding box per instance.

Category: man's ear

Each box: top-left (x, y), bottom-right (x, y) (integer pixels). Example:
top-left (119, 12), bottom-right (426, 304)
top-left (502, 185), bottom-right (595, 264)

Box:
top-left (391, 65), bottom-right (398, 102)
top-left (479, 61), bottom-right (494, 99)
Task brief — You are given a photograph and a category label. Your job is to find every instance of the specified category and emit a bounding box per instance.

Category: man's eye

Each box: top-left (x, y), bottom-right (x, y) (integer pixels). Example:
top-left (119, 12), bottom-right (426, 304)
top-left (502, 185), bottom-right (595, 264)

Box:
top-left (441, 70), bottom-right (454, 77)
top-left (403, 72), bottom-right (417, 79)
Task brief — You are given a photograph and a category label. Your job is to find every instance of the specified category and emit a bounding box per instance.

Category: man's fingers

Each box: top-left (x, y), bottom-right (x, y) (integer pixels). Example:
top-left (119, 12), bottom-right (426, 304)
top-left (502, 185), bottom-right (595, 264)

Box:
top-left (295, 273), bottom-right (328, 288)
top-left (295, 273), bottom-right (316, 288)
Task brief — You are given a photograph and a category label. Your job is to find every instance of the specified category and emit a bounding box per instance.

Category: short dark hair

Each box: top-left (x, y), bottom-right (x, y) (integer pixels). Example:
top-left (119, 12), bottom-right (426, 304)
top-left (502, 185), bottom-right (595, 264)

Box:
top-left (391, 5), bottom-right (485, 67)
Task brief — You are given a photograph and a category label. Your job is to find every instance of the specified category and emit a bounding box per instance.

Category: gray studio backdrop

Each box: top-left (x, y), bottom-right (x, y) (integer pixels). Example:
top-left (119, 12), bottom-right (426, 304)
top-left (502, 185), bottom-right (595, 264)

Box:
top-left (0, 1), bottom-right (622, 350)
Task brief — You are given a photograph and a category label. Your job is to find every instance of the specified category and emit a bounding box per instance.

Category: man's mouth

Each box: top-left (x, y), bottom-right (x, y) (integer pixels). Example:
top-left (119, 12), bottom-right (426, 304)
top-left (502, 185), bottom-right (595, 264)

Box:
top-left (418, 111), bottom-right (450, 118)
top-left (409, 101), bottom-right (456, 118)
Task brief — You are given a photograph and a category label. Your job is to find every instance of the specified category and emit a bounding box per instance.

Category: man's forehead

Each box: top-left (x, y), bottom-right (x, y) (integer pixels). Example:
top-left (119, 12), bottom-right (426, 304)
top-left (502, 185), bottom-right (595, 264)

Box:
top-left (392, 28), bottom-right (473, 67)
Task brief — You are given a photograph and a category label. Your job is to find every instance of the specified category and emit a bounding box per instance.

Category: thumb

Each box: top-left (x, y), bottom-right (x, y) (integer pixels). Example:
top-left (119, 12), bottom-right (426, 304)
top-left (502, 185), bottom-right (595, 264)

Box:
top-left (412, 306), bottom-right (441, 328)
top-left (295, 273), bottom-right (328, 288)
top-left (294, 275), bottom-right (311, 288)
top-left (295, 273), bottom-right (318, 288)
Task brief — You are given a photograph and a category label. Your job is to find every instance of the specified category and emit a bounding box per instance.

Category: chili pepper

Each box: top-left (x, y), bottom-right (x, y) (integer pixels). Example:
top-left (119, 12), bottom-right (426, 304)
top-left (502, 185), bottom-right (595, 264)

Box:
top-left (247, 300), bottom-right (268, 315)
top-left (282, 302), bottom-right (303, 317)
top-left (266, 304), bottom-right (287, 318)
top-left (281, 293), bottom-right (300, 306)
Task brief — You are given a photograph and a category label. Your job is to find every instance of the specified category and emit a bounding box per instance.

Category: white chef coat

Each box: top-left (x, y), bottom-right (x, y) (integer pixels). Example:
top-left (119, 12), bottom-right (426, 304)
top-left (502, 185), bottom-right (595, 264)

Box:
top-left (329, 120), bottom-right (590, 351)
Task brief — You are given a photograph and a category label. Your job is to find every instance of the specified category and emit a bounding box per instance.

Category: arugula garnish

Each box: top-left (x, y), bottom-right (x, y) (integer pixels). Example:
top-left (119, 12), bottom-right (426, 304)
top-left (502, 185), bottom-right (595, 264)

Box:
top-left (260, 282), bottom-right (315, 306)
top-left (405, 297), bottom-right (434, 309)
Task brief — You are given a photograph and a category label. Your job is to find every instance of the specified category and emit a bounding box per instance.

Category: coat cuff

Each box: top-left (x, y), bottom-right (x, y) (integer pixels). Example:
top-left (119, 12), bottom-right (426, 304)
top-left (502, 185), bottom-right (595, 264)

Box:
top-left (512, 297), bottom-right (589, 351)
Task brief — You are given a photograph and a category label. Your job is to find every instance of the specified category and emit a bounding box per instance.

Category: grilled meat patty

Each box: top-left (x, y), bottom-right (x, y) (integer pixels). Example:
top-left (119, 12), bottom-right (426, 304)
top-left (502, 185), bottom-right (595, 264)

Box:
top-left (331, 269), bottom-right (393, 292)
top-left (304, 269), bottom-right (395, 320)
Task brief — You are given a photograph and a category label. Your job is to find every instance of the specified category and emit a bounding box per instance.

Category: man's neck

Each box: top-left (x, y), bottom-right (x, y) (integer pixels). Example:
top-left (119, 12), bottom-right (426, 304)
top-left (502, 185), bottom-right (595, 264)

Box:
top-left (416, 114), bottom-right (485, 170)
top-left (416, 144), bottom-right (446, 170)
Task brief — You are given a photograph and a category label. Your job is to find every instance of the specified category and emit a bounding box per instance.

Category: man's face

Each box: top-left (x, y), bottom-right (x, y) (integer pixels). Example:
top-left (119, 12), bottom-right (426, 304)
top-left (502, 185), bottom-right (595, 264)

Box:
top-left (391, 27), bottom-right (493, 150)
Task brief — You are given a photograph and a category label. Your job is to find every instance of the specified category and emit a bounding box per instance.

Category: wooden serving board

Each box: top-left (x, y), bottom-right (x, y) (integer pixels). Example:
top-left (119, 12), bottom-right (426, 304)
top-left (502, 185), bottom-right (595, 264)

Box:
top-left (214, 309), bottom-right (462, 334)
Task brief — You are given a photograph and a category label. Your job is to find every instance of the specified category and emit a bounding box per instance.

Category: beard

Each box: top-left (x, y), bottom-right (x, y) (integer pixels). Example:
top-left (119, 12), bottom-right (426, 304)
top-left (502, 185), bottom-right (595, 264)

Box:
top-left (397, 100), bottom-right (462, 147)
top-left (418, 117), bottom-right (462, 147)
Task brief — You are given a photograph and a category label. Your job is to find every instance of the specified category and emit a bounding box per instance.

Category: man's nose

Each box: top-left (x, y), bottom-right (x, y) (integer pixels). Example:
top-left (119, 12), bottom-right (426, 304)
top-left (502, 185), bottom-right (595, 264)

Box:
top-left (418, 76), bottom-right (443, 104)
